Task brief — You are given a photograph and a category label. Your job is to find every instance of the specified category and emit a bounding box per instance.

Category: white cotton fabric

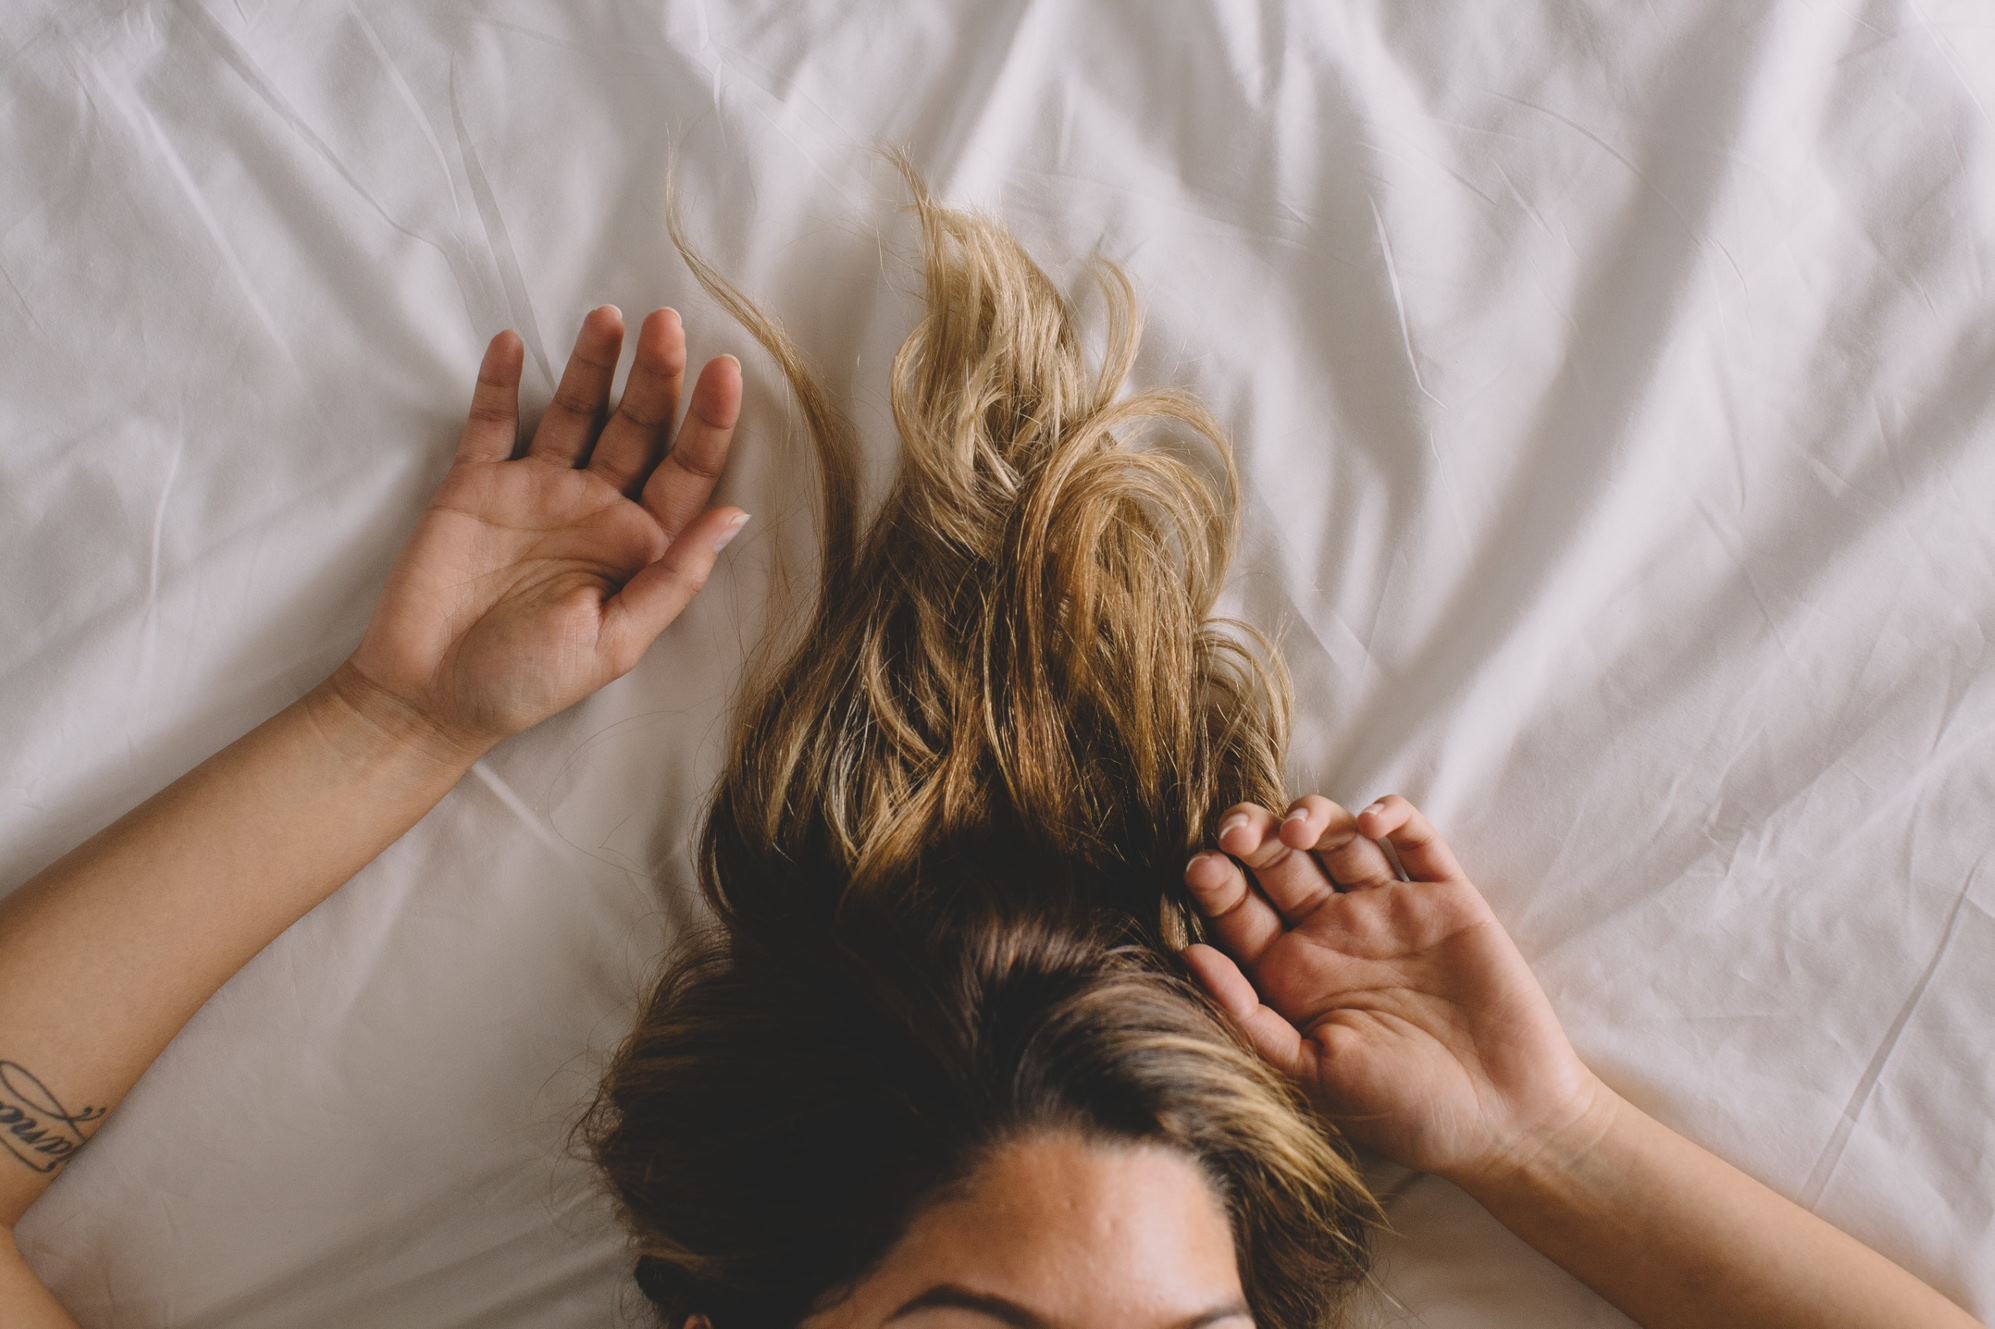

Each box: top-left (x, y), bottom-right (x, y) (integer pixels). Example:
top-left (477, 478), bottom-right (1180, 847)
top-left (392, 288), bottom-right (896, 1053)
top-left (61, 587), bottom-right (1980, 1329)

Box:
top-left (2, 2), bottom-right (1991, 1324)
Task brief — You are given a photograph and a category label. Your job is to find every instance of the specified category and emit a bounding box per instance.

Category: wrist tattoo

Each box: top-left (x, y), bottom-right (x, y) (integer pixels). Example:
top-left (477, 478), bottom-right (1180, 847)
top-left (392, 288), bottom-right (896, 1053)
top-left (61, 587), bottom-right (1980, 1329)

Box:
top-left (0, 1060), bottom-right (107, 1174)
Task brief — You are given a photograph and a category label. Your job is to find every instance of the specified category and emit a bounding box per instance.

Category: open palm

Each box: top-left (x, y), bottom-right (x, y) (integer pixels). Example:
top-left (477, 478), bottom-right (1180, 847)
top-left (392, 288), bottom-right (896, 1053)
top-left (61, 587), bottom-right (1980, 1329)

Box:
top-left (343, 306), bottom-right (751, 758)
top-left (1183, 795), bottom-right (1604, 1189)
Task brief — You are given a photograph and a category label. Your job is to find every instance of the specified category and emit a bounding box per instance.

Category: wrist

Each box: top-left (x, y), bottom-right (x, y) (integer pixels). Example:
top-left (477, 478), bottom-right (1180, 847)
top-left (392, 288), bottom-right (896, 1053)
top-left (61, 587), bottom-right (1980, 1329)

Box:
top-left (1453, 1071), bottom-right (1629, 1206)
top-left (307, 661), bottom-right (494, 779)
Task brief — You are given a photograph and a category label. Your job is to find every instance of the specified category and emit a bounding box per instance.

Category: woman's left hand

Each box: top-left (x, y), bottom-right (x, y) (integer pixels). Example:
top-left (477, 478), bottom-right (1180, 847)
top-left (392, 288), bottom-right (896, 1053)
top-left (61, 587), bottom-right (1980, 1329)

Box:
top-left (1182, 796), bottom-right (1600, 1191)
top-left (336, 306), bottom-right (751, 764)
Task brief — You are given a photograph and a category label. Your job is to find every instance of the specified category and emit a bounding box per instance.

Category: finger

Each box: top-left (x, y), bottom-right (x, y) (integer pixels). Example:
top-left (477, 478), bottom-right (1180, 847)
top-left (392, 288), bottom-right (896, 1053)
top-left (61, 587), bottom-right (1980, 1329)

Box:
top-left (1356, 795), bottom-right (1466, 884)
top-left (599, 507), bottom-right (752, 674)
top-left (1182, 944), bottom-right (1306, 1080)
top-left (1279, 794), bottom-right (1399, 891)
top-left (455, 331), bottom-right (523, 464)
top-left (588, 308), bottom-right (685, 494)
top-left (1185, 850), bottom-right (1285, 965)
top-left (1216, 801), bottom-right (1338, 920)
top-left (530, 305), bottom-right (625, 466)
top-left (641, 353), bottom-right (741, 538)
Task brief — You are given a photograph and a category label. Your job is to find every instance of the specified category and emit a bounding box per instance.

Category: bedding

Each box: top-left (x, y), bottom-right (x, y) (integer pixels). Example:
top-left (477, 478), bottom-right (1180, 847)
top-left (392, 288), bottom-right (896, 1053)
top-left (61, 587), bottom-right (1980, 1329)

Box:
top-left (2, 1), bottom-right (1990, 1324)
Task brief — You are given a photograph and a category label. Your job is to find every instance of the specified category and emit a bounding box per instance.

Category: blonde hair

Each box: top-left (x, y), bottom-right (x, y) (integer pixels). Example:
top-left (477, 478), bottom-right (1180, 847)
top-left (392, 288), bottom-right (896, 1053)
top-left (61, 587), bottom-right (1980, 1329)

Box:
top-left (581, 149), bottom-right (1383, 1328)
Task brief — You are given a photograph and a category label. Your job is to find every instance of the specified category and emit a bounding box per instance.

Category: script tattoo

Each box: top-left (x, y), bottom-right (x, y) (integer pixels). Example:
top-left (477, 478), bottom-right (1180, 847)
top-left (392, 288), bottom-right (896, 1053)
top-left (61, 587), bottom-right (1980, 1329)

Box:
top-left (0, 1060), bottom-right (107, 1174)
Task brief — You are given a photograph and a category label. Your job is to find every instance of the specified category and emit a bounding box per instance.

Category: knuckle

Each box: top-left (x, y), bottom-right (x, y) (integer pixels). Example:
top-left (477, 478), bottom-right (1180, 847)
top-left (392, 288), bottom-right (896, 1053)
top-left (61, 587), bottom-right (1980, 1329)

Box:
top-left (1245, 836), bottom-right (1290, 868)
top-left (667, 447), bottom-right (726, 482)
top-left (1206, 883), bottom-right (1252, 920)
top-left (618, 401), bottom-right (670, 430)
top-left (642, 344), bottom-right (688, 374)
top-left (606, 642), bottom-right (642, 679)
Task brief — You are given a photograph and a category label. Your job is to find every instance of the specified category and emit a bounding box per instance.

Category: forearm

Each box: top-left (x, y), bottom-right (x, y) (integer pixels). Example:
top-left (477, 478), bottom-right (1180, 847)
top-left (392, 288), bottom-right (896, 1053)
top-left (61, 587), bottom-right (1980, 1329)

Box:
top-left (1460, 1079), bottom-right (1984, 1329)
top-left (0, 663), bottom-right (480, 1228)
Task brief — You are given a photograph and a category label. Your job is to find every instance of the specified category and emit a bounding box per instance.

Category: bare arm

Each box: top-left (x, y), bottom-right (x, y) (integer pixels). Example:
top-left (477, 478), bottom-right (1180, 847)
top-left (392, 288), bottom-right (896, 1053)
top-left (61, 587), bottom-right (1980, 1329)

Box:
top-left (0, 666), bottom-right (477, 1231)
top-left (1460, 1080), bottom-right (1979, 1329)
top-left (0, 306), bottom-right (750, 1320)
top-left (0, 670), bottom-right (475, 1328)
top-left (1182, 796), bottom-right (1983, 1329)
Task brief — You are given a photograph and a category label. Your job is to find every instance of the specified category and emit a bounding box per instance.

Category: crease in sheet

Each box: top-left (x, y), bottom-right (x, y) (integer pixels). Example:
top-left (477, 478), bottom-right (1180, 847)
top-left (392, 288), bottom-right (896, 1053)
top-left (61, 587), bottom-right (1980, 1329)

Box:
top-left (0, 259), bottom-right (47, 336)
top-left (691, 0), bottom-right (725, 137)
top-left (447, 56), bottom-right (553, 388)
top-left (1356, 134), bottom-right (1503, 213)
top-left (1487, 89), bottom-right (1749, 292)
top-left (177, 0), bottom-right (473, 300)
top-left (342, 0), bottom-right (499, 329)
top-left (140, 398), bottom-right (188, 682)
top-left (1798, 847), bottom-right (1988, 1209)
top-left (674, 36), bottom-right (874, 218)
top-left (1906, 0), bottom-right (1989, 125)
top-left (80, 48), bottom-right (297, 371)
top-left (923, 0), bottom-right (1049, 200)
top-left (1366, 193), bottom-right (1444, 408)
top-left (465, 761), bottom-right (583, 862)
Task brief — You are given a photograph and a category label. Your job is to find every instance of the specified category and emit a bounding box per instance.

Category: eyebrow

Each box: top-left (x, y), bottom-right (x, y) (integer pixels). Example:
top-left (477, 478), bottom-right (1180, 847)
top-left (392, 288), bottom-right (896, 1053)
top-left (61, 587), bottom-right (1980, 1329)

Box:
top-left (884, 1285), bottom-right (1252, 1329)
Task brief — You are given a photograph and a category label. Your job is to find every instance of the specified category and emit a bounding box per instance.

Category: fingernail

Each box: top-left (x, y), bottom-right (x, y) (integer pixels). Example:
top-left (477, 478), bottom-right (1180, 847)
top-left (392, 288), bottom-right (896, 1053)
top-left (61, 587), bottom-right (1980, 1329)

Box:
top-left (713, 512), bottom-right (751, 553)
top-left (1283, 807), bottom-right (1309, 824)
top-left (718, 353), bottom-right (741, 370)
top-left (600, 303), bottom-right (622, 320)
top-left (1361, 801), bottom-right (1384, 819)
top-left (1185, 852), bottom-right (1208, 875)
top-left (1218, 813), bottom-right (1248, 839)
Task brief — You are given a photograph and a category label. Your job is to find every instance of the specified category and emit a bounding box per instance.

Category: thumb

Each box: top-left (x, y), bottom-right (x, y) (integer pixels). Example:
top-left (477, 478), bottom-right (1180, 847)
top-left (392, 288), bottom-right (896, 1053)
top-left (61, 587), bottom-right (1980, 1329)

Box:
top-left (601, 507), bottom-right (751, 672)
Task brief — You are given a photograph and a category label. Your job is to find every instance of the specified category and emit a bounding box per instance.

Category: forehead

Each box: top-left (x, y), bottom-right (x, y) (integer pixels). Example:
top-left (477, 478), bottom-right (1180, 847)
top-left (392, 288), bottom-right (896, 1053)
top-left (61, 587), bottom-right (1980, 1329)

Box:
top-left (808, 1130), bottom-right (1247, 1329)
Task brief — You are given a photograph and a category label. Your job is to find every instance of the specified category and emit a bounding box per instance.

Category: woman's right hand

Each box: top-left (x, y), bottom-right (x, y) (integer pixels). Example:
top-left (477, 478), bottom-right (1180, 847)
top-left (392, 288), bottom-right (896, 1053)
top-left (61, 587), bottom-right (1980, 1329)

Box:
top-left (1183, 795), bottom-right (1608, 1191)
top-left (338, 307), bottom-right (750, 763)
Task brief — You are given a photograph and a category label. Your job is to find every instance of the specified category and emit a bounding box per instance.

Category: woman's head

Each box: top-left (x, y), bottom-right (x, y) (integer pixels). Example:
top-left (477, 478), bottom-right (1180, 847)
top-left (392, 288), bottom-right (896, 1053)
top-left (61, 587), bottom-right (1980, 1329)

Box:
top-left (584, 903), bottom-right (1378, 1328)
top-left (581, 148), bottom-right (1383, 1325)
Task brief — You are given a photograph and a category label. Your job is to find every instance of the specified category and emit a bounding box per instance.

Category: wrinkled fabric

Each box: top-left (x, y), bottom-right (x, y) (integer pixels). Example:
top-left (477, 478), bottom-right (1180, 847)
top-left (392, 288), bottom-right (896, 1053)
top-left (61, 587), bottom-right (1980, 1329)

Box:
top-left (1, 2), bottom-right (1990, 1325)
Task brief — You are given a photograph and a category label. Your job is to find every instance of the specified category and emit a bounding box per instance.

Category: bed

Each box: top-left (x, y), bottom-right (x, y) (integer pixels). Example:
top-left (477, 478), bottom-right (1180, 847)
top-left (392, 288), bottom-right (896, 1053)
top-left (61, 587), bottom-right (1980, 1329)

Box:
top-left (2, 1), bottom-right (1989, 1324)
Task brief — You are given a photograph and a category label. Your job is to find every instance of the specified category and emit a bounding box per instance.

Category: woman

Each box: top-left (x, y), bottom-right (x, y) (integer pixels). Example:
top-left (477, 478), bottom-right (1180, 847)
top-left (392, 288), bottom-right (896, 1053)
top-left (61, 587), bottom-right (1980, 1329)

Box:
top-left (0, 160), bottom-right (1982, 1329)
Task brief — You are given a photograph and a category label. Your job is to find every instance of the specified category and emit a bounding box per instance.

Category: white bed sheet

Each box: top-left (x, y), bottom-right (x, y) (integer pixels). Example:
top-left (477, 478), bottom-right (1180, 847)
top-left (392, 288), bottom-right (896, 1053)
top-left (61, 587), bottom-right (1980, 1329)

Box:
top-left (3, 1), bottom-right (1991, 1324)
